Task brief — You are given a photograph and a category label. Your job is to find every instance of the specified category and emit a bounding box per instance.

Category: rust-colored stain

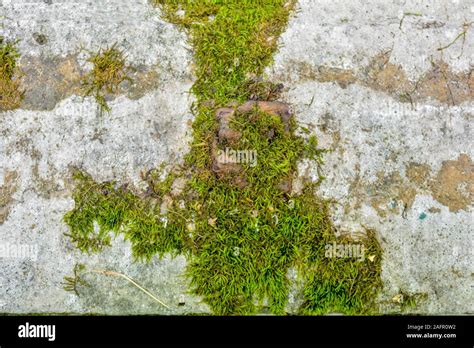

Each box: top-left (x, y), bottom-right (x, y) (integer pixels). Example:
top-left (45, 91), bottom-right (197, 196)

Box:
top-left (430, 154), bottom-right (474, 212)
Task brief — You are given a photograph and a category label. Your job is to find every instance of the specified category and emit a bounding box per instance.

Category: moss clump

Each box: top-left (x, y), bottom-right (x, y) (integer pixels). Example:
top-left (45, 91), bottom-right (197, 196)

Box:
top-left (65, 0), bottom-right (383, 315)
top-left (64, 169), bottom-right (191, 259)
top-left (62, 264), bottom-right (90, 296)
top-left (0, 36), bottom-right (23, 111)
top-left (392, 291), bottom-right (428, 312)
top-left (81, 44), bottom-right (131, 113)
top-left (154, 0), bottom-right (293, 103)
top-left (299, 230), bottom-right (382, 315)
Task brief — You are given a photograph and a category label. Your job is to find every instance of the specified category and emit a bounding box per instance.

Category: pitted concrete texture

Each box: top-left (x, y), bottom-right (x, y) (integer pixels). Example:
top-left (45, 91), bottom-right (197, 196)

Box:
top-left (1, 0), bottom-right (191, 68)
top-left (1, 0), bottom-right (193, 111)
top-left (270, 0), bottom-right (474, 80)
top-left (269, 0), bottom-right (473, 314)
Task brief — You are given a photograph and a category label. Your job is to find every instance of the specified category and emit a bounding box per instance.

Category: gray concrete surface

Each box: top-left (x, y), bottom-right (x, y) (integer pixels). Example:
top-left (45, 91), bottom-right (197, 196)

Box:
top-left (268, 0), bottom-right (473, 314)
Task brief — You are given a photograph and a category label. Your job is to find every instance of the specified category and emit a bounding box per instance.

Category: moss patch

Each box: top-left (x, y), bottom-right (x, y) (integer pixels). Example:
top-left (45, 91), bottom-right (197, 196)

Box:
top-left (81, 44), bottom-right (132, 113)
top-left (299, 230), bottom-right (382, 315)
top-left (386, 291), bottom-right (428, 313)
top-left (65, 0), bottom-right (383, 315)
top-left (0, 36), bottom-right (23, 111)
top-left (64, 168), bottom-right (191, 258)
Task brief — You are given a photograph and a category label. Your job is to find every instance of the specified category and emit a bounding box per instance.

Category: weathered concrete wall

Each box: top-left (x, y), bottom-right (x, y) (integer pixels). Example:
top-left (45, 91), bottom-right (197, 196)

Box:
top-left (268, 0), bottom-right (473, 314)
top-left (0, 0), bottom-right (472, 314)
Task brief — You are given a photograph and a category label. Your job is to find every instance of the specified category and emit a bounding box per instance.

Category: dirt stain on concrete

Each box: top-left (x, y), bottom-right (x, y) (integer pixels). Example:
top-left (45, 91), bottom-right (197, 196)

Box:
top-left (284, 51), bottom-right (473, 105)
top-left (21, 55), bottom-right (82, 111)
top-left (364, 51), bottom-right (412, 97)
top-left (406, 162), bottom-right (431, 187)
top-left (19, 55), bottom-right (161, 111)
top-left (430, 154), bottom-right (474, 212)
top-left (415, 61), bottom-right (474, 105)
top-left (337, 154), bottom-right (473, 218)
top-left (0, 171), bottom-right (19, 224)
top-left (292, 61), bottom-right (357, 89)
top-left (370, 171), bottom-right (417, 218)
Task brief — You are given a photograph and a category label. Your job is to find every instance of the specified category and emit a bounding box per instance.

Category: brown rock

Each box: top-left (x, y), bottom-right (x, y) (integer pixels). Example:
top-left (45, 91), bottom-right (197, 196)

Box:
top-left (237, 101), bottom-right (292, 132)
top-left (277, 178), bottom-right (293, 194)
top-left (212, 100), bottom-right (293, 190)
top-left (215, 101), bottom-right (293, 144)
top-left (215, 107), bottom-right (241, 144)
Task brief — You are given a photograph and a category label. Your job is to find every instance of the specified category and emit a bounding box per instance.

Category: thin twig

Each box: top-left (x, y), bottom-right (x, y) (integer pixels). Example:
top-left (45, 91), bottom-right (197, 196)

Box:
top-left (437, 31), bottom-right (466, 51)
top-left (437, 21), bottom-right (472, 55)
top-left (91, 269), bottom-right (171, 309)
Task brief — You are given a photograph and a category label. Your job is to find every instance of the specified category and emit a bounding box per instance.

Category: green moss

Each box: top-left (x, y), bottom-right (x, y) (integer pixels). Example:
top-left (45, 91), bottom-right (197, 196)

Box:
top-left (81, 44), bottom-right (131, 113)
top-left (0, 36), bottom-right (23, 110)
top-left (62, 263), bottom-right (90, 296)
top-left (299, 230), bottom-right (383, 315)
top-left (153, 0), bottom-right (292, 102)
top-left (64, 169), bottom-right (190, 260)
top-left (398, 291), bottom-right (428, 312)
top-left (65, 0), bottom-right (383, 315)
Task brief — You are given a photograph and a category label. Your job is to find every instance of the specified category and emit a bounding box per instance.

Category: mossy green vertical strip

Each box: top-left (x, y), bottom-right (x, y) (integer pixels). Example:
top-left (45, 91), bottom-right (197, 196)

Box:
top-left (65, 0), bottom-right (383, 315)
